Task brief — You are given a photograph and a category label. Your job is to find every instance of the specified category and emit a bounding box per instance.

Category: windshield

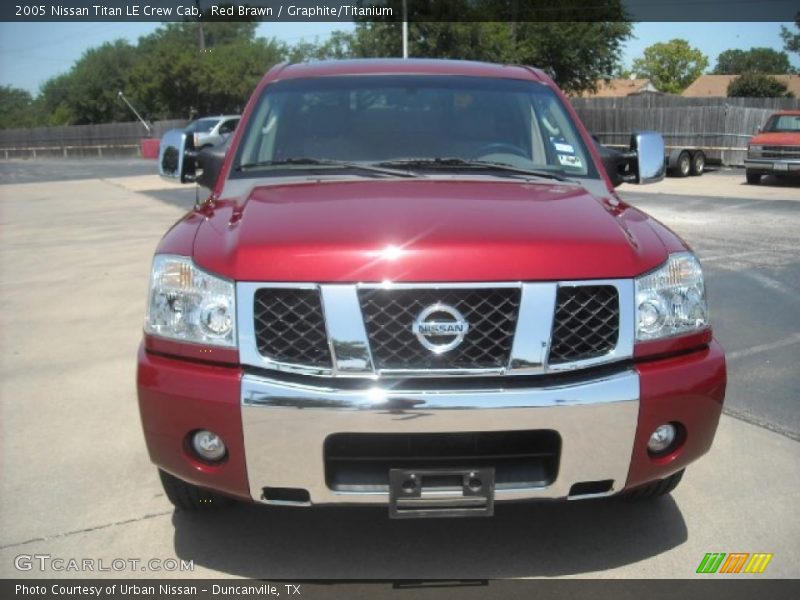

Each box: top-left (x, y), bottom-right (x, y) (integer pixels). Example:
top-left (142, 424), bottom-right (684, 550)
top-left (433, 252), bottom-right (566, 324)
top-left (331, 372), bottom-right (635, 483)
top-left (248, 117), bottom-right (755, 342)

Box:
top-left (233, 75), bottom-right (598, 179)
top-left (186, 118), bottom-right (220, 133)
top-left (764, 114), bottom-right (800, 133)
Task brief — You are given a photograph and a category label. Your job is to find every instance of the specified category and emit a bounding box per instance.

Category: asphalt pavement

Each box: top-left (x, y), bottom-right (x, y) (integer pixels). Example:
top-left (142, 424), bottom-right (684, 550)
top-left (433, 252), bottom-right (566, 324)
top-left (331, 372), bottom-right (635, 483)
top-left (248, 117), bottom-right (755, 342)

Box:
top-left (624, 169), bottom-right (800, 440)
top-left (0, 161), bottom-right (798, 580)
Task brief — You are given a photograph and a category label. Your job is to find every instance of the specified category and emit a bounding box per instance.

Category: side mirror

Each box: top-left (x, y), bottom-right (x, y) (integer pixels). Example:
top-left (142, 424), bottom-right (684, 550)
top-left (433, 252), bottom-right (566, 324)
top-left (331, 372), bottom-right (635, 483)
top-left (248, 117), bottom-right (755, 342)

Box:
top-left (158, 128), bottom-right (226, 190)
top-left (592, 131), bottom-right (665, 187)
top-left (158, 129), bottom-right (193, 182)
top-left (592, 138), bottom-right (630, 188)
top-left (629, 131), bottom-right (666, 185)
top-left (194, 144), bottom-right (226, 190)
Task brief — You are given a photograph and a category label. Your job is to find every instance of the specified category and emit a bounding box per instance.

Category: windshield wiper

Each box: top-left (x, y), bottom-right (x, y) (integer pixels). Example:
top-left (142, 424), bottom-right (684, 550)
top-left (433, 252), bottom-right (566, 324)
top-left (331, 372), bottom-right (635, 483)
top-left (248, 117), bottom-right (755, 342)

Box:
top-left (375, 158), bottom-right (577, 182)
top-left (236, 157), bottom-right (416, 178)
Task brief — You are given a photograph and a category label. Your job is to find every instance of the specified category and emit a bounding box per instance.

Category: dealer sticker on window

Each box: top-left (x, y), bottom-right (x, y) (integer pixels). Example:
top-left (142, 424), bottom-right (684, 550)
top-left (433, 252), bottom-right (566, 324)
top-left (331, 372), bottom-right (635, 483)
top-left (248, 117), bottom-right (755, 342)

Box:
top-left (554, 142), bottom-right (575, 153)
top-left (558, 154), bottom-right (583, 168)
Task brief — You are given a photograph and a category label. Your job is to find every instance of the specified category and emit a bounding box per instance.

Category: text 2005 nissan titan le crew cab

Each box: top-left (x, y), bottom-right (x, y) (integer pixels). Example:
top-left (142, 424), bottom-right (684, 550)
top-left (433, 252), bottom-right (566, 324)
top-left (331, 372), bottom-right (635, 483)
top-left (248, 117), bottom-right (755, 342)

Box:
top-left (141, 60), bottom-right (726, 518)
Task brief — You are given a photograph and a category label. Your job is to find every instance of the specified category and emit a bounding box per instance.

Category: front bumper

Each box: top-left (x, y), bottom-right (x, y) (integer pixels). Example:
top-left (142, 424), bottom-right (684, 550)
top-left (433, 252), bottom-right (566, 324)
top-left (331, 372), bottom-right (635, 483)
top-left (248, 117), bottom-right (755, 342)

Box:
top-left (241, 368), bottom-right (639, 503)
top-left (137, 341), bottom-right (725, 505)
top-left (744, 158), bottom-right (800, 174)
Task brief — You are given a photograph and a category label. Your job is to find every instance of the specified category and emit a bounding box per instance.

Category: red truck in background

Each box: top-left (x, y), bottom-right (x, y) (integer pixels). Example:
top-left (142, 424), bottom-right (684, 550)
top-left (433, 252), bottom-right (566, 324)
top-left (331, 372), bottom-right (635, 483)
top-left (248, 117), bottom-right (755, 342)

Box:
top-left (744, 110), bottom-right (800, 184)
top-left (142, 59), bottom-right (726, 518)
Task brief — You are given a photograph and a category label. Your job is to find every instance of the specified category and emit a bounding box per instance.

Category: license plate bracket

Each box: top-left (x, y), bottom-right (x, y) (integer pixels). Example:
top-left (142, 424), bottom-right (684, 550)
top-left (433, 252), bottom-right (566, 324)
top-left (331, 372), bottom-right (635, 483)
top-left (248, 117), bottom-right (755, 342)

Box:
top-left (389, 467), bottom-right (495, 519)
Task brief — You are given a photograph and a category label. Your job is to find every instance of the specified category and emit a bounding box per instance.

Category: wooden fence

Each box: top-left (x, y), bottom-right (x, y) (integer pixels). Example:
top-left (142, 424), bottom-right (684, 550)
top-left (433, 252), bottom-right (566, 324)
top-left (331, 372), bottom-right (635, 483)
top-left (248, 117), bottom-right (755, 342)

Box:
top-left (3, 96), bottom-right (799, 165)
top-left (571, 96), bottom-right (800, 166)
top-left (0, 119), bottom-right (187, 159)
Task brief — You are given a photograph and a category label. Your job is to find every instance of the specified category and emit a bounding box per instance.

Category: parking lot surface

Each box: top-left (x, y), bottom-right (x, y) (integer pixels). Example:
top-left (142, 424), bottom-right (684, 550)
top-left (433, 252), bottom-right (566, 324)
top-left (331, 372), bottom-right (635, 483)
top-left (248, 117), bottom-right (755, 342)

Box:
top-left (0, 162), bottom-right (798, 579)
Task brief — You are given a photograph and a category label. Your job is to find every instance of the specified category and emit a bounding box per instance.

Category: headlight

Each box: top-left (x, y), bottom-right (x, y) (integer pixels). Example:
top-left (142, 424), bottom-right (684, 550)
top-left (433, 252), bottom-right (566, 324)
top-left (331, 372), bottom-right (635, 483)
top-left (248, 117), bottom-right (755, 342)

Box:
top-left (145, 255), bottom-right (236, 347)
top-left (635, 252), bottom-right (707, 341)
top-left (748, 144), bottom-right (763, 154)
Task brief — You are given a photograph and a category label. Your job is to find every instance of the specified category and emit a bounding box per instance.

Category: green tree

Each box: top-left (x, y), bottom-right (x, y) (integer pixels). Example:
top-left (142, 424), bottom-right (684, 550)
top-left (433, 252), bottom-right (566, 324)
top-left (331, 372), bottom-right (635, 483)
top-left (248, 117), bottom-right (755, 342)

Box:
top-left (781, 14), bottom-right (800, 55)
top-left (514, 21), bottom-right (633, 94)
top-left (315, 18), bottom-right (632, 95)
top-left (2, 19), bottom-right (285, 127)
top-left (69, 40), bottom-right (138, 124)
top-left (713, 48), bottom-right (793, 74)
top-left (194, 38), bottom-right (285, 114)
top-left (631, 39), bottom-right (709, 94)
top-left (34, 40), bottom-right (138, 125)
top-left (0, 85), bottom-right (37, 128)
top-left (38, 73), bottom-right (76, 126)
top-left (129, 22), bottom-right (278, 120)
top-left (727, 73), bottom-right (793, 98)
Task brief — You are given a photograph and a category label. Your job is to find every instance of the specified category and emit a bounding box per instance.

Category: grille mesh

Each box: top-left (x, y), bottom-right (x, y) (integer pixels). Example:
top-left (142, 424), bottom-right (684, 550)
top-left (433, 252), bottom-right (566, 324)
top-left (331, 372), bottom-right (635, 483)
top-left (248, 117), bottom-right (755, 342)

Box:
top-left (761, 145), bottom-right (800, 159)
top-left (253, 288), bottom-right (331, 367)
top-left (358, 288), bottom-right (520, 370)
top-left (549, 285), bottom-right (619, 364)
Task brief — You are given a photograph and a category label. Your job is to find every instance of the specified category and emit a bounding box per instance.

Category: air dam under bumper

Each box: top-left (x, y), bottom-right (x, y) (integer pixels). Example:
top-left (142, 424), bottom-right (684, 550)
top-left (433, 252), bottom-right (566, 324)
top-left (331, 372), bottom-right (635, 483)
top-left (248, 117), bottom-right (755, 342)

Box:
top-left (241, 370), bottom-right (640, 504)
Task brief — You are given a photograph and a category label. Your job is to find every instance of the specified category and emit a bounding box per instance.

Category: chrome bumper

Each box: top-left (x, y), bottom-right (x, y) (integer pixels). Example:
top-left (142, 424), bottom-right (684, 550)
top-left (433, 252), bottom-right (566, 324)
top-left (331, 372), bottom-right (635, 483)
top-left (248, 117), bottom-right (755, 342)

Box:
top-left (241, 369), bottom-right (640, 505)
top-left (744, 158), bottom-right (800, 172)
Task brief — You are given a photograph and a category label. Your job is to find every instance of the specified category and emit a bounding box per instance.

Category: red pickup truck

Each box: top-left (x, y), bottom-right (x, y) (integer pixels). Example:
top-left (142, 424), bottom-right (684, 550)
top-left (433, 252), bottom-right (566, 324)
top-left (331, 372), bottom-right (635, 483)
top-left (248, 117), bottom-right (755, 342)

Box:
top-left (744, 110), bottom-right (800, 184)
top-left (141, 59), bottom-right (726, 518)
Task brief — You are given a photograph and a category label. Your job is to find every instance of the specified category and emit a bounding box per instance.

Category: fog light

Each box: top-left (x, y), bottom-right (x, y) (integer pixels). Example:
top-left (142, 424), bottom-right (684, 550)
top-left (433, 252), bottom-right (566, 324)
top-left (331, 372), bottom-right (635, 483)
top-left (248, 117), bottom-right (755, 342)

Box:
top-left (647, 423), bottom-right (677, 454)
top-left (191, 430), bottom-right (226, 462)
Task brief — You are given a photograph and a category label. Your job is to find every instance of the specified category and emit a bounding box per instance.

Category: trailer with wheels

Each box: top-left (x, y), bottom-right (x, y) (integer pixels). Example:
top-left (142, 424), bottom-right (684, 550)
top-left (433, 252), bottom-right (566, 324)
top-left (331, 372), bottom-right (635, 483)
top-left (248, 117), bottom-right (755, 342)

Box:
top-left (665, 147), bottom-right (706, 177)
top-left (592, 136), bottom-right (708, 184)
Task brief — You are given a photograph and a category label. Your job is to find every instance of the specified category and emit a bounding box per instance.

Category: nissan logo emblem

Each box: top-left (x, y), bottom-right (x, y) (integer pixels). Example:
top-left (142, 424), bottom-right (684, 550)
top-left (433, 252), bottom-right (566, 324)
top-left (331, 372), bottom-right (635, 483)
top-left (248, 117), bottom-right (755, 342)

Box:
top-left (412, 303), bottom-right (470, 354)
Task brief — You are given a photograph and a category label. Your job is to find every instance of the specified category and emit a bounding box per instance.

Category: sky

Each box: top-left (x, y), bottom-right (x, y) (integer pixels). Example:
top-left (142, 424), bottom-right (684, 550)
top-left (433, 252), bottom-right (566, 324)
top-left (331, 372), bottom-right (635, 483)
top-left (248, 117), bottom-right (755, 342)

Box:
top-left (0, 21), bottom-right (797, 96)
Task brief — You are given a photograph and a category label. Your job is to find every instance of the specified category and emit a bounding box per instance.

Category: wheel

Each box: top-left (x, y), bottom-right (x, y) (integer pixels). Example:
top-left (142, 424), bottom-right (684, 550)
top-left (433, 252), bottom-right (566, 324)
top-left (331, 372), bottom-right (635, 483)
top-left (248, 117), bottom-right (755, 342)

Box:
top-left (689, 151), bottom-right (705, 176)
top-left (623, 469), bottom-right (685, 500)
top-left (746, 170), bottom-right (761, 185)
top-left (675, 151), bottom-right (691, 177)
top-left (158, 469), bottom-right (234, 511)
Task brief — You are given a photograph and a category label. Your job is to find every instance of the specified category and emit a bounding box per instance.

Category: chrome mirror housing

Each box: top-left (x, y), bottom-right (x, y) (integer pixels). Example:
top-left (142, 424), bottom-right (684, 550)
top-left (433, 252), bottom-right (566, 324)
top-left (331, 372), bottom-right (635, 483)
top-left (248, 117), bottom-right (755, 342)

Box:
top-left (630, 131), bottom-right (666, 184)
top-left (158, 129), bottom-right (195, 183)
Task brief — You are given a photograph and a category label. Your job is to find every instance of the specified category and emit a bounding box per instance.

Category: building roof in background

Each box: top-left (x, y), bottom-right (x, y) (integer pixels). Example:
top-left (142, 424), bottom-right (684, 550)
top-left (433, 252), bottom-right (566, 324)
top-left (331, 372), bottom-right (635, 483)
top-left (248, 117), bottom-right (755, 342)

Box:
top-left (682, 74), bottom-right (800, 97)
top-left (580, 78), bottom-right (661, 98)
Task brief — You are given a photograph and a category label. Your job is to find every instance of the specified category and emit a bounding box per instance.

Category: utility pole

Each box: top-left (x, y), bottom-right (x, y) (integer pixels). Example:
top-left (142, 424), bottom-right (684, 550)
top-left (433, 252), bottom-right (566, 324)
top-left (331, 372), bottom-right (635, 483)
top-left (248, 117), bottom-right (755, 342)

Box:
top-left (509, 0), bottom-right (519, 47)
top-left (195, 0), bottom-right (205, 51)
top-left (402, 0), bottom-right (408, 59)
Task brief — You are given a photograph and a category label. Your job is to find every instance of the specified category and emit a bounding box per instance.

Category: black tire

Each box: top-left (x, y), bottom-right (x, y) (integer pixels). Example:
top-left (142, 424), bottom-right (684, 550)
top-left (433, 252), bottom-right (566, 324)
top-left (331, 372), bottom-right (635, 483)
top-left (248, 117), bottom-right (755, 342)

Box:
top-left (689, 151), bottom-right (705, 176)
top-left (158, 469), bottom-right (234, 511)
top-left (675, 152), bottom-right (691, 177)
top-left (624, 469), bottom-right (685, 500)
top-left (746, 170), bottom-right (761, 185)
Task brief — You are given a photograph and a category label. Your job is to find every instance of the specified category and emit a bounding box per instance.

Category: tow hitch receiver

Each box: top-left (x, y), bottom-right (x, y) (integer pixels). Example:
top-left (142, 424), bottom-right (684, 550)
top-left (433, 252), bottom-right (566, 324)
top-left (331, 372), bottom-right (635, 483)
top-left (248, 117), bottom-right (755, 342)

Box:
top-left (389, 468), bottom-right (495, 518)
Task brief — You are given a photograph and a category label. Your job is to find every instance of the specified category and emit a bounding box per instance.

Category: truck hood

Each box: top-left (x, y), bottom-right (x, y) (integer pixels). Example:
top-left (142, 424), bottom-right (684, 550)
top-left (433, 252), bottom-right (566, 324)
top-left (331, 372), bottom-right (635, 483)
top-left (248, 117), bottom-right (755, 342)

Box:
top-left (192, 179), bottom-right (671, 282)
top-left (750, 132), bottom-right (800, 146)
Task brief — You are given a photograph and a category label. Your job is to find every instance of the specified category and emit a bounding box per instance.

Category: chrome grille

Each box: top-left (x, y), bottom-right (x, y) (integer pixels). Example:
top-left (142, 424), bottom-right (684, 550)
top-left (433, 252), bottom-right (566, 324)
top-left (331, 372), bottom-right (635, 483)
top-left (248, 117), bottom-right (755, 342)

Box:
top-left (549, 285), bottom-right (619, 364)
top-left (253, 288), bottom-right (331, 367)
top-left (238, 280), bottom-right (632, 378)
top-left (754, 146), bottom-right (800, 159)
top-left (358, 288), bottom-right (521, 370)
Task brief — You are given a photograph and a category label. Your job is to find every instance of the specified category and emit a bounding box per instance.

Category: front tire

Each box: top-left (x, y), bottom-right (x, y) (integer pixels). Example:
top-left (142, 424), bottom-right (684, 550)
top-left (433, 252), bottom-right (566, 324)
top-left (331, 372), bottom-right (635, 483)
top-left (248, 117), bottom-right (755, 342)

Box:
top-left (624, 469), bottom-right (685, 500)
top-left (746, 170), bottom-right (761, 185)
top-left (158, 469), bottom-right (234, 511)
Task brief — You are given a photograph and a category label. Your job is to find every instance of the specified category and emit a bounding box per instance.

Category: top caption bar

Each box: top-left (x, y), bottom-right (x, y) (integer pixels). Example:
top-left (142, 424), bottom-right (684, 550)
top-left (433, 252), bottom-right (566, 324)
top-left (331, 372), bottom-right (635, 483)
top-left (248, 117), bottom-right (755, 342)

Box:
top-left (2, 0), bottom-right (798, 23)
